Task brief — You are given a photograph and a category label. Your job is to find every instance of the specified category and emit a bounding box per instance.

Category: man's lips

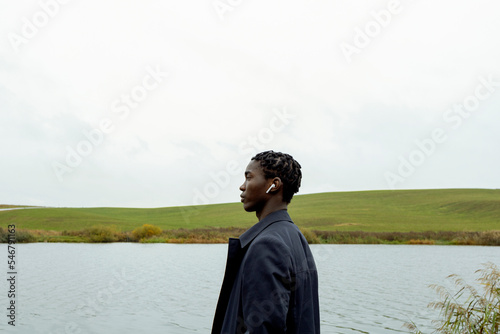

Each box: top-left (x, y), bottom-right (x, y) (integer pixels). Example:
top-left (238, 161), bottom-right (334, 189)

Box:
top-left (240, 196), bottom-right (244, 203)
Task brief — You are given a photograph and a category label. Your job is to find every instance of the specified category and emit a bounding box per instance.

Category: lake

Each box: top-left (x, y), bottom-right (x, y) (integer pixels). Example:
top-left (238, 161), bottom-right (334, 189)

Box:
top-left (4, 243), bottom-right (500, 333)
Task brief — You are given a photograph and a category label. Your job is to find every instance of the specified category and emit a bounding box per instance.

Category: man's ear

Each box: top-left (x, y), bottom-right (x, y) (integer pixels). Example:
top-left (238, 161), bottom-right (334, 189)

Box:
top-left (269, 177), bottom-right (283, 193)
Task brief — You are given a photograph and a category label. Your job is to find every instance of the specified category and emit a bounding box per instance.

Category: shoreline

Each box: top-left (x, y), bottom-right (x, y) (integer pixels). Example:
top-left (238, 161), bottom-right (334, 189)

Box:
top-left (2, 227), bottom-right (499, 246)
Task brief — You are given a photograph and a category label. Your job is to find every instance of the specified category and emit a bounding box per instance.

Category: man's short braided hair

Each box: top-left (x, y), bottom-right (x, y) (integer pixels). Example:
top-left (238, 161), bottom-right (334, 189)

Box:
top-left (251, 150), bottom-right (302, 203)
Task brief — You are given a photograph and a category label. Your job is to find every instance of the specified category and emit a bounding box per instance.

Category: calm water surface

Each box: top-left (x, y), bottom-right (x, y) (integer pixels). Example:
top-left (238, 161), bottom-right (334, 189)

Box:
top-left (3, 244), bottom-right (500, 333)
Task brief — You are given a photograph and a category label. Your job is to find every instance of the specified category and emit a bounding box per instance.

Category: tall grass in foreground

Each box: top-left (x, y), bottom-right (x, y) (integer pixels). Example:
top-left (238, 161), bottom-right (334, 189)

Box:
top-left (406, 263), bottom-right (500, 333)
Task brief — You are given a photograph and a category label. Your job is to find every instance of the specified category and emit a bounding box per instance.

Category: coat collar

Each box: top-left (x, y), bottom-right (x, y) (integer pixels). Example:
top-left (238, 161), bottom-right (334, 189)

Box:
top-left (238, 209), bottom-right (293, 248)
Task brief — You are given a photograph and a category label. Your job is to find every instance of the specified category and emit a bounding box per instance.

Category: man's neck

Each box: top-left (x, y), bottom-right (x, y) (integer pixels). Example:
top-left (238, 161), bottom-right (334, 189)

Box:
top-left (256, 202), bottom-right (288, 221)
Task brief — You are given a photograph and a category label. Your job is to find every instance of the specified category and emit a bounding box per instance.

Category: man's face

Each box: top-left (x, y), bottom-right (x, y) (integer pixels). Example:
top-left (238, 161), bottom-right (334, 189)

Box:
top-left (239, 160), bottom-right (270, 212)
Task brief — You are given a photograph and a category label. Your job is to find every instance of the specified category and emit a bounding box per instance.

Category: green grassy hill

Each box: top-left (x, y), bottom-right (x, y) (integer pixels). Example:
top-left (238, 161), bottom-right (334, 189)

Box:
top-left (1, 189), bottom-right (499, 233)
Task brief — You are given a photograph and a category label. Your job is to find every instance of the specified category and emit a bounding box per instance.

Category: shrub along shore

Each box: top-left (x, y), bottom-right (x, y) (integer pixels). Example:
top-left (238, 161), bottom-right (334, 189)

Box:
top-left (1, 189), bottom-right (499, 245)
top-left (1, 225), bottom-right (500, 245)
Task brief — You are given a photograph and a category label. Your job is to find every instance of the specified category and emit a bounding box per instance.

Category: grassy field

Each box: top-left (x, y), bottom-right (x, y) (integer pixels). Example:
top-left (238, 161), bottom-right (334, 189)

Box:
top-left (1, 189), bottom-right (499, 244)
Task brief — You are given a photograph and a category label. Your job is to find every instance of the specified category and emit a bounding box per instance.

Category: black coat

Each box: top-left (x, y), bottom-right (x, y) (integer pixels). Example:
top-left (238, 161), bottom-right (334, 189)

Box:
top-left (212, 210), bottom-right (320, 333)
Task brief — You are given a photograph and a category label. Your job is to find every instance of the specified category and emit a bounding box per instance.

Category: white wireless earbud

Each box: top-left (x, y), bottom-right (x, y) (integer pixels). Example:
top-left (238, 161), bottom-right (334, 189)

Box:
top-left (266, 184), bottom-right (276, 194)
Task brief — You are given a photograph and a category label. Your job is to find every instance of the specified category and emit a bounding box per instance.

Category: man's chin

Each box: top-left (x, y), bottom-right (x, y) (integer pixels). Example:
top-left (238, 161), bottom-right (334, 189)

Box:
top-left (242, 202), bottom-right (256, 212)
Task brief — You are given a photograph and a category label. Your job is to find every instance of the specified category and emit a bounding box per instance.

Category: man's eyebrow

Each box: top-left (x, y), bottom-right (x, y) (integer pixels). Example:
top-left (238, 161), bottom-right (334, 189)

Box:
top-left (244, 171), bottom-right (252, 176)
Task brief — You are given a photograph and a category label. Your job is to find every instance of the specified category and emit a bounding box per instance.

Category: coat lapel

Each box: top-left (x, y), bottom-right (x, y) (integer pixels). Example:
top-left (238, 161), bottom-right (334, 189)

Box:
top-left (212, 238), bottom-right (244, 333)
top-left (239, 210), bottom-right (293, 248)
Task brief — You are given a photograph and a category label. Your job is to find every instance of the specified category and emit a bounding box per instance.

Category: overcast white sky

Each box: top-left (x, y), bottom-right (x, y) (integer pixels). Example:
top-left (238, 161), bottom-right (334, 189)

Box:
top-left (1, 0), bottom-right (499, 208)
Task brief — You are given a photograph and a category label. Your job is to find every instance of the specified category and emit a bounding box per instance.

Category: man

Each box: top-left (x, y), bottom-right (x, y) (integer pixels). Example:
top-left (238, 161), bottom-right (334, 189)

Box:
top-left (212, 150), bottom-right (320, 333)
